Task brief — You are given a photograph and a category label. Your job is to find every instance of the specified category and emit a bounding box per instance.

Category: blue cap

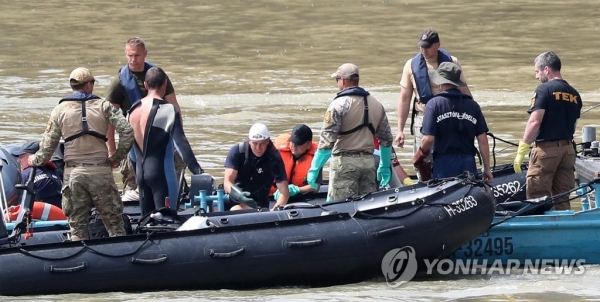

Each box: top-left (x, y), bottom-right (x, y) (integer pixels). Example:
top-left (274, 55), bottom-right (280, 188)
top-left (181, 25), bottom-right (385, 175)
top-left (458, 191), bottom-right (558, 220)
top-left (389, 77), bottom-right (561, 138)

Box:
top-left (11, 141), bottom-right (40, 156)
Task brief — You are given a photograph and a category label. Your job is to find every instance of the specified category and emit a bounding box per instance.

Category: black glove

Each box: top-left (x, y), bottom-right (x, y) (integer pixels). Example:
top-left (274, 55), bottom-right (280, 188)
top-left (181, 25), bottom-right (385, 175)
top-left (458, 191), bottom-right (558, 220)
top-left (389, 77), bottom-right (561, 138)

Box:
top-left (229, 184), bottom-right (257, 208)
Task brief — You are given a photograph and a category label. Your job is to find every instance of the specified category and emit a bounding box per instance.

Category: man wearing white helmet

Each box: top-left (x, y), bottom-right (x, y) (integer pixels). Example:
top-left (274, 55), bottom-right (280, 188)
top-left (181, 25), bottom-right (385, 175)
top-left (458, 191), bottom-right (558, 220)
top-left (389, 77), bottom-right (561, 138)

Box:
top-left (224, 123), bottom-right (289, 211)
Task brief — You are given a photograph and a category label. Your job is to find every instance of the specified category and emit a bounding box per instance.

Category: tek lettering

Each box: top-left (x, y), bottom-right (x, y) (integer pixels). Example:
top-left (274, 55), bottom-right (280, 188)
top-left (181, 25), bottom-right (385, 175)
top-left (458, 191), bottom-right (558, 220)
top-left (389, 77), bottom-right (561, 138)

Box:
top-left (553, 92), bottom-right (578, 104)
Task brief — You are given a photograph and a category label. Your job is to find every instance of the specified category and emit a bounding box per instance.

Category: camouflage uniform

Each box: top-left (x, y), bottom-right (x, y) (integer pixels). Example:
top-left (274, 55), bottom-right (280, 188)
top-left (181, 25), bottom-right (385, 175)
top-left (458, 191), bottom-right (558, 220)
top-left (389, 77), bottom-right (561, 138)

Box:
top-left (119, 157), bottom-right (136, 192)
top-left (32, 97), bottom-right (134, 240)
top-left (318, 87), bottom-right (393, 200)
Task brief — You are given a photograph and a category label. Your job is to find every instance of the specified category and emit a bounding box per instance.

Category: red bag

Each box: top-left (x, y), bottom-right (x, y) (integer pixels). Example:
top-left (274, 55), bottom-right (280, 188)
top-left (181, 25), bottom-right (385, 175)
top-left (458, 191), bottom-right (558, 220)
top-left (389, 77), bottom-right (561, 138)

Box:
top-left (413, 148), bottom-right (432, 181)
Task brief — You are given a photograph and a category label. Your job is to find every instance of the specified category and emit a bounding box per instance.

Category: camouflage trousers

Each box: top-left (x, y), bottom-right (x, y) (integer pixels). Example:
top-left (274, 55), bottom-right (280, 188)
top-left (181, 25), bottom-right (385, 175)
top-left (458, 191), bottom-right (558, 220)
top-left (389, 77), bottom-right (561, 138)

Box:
top-left (62, 166), bottom-right (125, 240)
top-left (329, 153), bottom-right (377, 201)
top-left (121, 151), bottom-right (186, 191)
top-left (120, 156), bottom-right (137, 191)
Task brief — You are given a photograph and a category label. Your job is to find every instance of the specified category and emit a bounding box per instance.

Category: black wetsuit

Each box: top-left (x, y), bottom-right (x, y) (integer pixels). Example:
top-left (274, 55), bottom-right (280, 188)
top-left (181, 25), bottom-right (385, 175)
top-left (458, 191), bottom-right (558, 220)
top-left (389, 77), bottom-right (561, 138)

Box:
top-left (129, 98), bottom-right (202, 216)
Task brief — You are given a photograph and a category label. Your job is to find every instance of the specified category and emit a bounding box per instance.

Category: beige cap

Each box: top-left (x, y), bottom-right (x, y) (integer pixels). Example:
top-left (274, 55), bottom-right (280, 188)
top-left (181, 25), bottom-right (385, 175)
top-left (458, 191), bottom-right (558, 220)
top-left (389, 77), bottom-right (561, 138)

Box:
top-left (69, 67), bottom-right (95, 85)
top-left (331, 63), bottom-right (359, 80)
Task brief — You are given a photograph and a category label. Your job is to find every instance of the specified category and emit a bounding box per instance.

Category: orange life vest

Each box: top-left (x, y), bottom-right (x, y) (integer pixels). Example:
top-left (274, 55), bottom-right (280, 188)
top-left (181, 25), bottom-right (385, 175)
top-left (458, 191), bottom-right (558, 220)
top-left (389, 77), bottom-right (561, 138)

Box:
top-left (269, 133), bottom-right (317, 195)
top-left (5, 202), bottom-right (66, 222)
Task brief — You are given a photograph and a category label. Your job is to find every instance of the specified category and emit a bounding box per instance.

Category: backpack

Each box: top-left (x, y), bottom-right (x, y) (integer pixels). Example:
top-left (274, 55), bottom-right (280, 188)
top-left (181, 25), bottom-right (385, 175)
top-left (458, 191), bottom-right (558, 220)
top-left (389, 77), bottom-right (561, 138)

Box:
top-left (88, 208), bottom-right (133, 239)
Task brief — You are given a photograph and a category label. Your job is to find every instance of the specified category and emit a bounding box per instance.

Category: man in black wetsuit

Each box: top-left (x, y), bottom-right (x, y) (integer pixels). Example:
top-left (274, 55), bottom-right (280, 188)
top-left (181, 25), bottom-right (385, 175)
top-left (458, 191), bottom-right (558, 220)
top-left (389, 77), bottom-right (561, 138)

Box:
top-left (128, 67), bottom-right (204, 216)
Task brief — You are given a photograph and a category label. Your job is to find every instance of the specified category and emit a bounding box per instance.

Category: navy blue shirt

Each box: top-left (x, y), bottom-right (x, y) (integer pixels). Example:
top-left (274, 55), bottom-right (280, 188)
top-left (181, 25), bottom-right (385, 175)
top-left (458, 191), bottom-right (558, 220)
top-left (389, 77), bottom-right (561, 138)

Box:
top-left (528, 79), bottom-right (581, 141)
top-left (22, 166), bottom-right (62, 208)
top-left (225, 141), bottom-right (287, 207)
top-left (421, 89), bottom-right (488, 158)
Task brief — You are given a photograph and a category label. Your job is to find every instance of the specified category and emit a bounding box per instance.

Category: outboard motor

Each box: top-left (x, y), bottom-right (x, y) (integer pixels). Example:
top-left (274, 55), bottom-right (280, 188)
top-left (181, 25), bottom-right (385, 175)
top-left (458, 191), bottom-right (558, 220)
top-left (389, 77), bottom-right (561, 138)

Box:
top-left (0, 166), bottom-right (37, 245)
top-left (581, 125), bottom-right (599, 157)
top-left (0, 147), bottom-right (23, 207)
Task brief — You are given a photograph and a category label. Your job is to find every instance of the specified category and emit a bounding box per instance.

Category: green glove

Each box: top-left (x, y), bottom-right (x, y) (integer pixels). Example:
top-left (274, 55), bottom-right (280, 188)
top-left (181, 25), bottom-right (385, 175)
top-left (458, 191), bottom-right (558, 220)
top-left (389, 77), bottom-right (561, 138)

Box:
top-left (513, 141), bottom-right (531, 174)
top-left (307, 149), bottom-right (331, 188)
top-left (377, 145), bottom-right (392, 187)
top-left (229, 184), bottom-right (257, 208)
top-left (274, 184), bottom-right (301, 200)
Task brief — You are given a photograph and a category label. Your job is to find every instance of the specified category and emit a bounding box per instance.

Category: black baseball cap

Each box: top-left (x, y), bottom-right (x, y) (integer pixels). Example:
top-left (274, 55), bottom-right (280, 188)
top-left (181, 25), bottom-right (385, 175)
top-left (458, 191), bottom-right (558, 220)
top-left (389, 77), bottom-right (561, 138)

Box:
top-left (417, 29), bottom-right (440, 47)
top-left (289, 124), bottom-right (313, 145)
top-left (11, 141), bottom-right (40, 156)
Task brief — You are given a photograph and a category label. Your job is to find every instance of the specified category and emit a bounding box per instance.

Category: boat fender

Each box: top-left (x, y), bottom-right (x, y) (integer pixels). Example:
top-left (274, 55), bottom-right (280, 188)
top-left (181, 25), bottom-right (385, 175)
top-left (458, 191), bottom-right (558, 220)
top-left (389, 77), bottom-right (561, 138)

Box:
top-left (176, 216), bottom-right (212, 231)
top-left (4, 202), bottom-right (66, 222)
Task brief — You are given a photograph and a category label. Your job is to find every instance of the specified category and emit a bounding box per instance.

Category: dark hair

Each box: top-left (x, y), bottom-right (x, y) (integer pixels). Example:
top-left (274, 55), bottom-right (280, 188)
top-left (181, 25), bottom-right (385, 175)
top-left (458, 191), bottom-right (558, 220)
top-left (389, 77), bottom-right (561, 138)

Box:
top-left (145, 67), bottom-right (167, 89)
top-left (534, 51), bottom-right (561, 72)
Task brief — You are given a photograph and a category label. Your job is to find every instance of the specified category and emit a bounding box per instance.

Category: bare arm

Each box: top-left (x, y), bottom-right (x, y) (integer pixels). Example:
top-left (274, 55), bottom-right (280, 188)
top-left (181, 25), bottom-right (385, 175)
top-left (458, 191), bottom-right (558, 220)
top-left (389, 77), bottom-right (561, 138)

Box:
top-left (299, 183), bottom-right (318, 194)
top-left (522, 109), bottom-right (545, 144)
top-left (393, 165), bottom-right (410, 181)
top-left (396, 60), bottom-right (414, 148)
top-left (398, 87), bottom-right (414, 132)
top-left (476, 133), bottom-right (491, 171)
top-left (476, 132), bottom-right (493, 182)
top-left (223, 168), bottom-right (237, 194)
top-left (454, 58), bottom-right (472, 97)
top-left (420, 134), bottom-right (435, 153)
top-left (164, 92), bottom-right (181, 112)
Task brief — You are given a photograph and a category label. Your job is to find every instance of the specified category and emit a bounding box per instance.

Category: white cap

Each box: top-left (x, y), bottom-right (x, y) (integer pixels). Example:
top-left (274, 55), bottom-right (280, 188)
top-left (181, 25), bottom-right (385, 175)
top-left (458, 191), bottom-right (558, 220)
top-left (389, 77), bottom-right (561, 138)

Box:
top-left (248, 123), bottom-right (270, 141)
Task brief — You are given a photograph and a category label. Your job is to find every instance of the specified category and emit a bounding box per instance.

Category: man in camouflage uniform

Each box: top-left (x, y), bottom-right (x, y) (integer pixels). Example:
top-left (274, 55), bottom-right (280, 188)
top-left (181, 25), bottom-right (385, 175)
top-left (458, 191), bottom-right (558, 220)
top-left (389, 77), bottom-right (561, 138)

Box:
top-left (29, 67), bottom-right (134, 241)
top-left (307, 63), bottom-right (394, 201)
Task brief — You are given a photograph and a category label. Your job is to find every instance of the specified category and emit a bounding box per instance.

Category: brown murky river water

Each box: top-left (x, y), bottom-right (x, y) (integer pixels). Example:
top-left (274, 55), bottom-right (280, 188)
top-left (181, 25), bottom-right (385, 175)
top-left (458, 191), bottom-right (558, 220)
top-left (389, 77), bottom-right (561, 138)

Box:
top-left (1, 0), bottom-right (600, 300)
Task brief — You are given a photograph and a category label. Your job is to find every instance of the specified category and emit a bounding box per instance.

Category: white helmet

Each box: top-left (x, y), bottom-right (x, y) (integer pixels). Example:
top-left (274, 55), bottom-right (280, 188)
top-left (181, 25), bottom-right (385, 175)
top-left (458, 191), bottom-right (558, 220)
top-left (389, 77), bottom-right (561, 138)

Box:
top-left (248, 123), bottom-right (270, 141)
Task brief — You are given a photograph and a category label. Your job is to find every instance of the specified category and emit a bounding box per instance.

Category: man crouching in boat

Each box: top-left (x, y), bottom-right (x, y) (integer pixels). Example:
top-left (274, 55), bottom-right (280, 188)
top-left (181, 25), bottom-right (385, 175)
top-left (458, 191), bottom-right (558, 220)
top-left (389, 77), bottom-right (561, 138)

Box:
top-left (28, 67), bottom-right (134, 241)
top-left (270, 124), bottom-right (323, 202)
top-left (128, 67), bottom-right (204, 216)
top-left (308, 63), bottom-right (394, 201)
top-left (224, 123), bottom-right (289, 211)
top-left (12, 141), bottom-right (63, 208)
